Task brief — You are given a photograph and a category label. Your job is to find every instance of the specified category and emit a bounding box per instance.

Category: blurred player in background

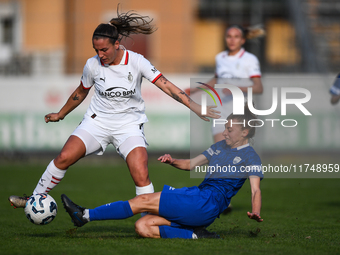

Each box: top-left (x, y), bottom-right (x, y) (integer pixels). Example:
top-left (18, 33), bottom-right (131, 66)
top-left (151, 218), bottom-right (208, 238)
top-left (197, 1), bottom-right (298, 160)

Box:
top-left (186, 25), bottom-right (265, 143)
top-left (61, 105), bottom-right (263, 239)
top-left (9, 9), bottom-right (219, 209)
top-left (330, 73), bottom-right (340, 105)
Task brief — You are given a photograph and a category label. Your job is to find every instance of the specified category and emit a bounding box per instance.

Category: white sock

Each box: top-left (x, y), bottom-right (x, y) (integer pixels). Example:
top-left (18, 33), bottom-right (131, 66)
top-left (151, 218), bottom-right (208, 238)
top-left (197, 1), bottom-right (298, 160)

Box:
top-left (33, 160), bottom-right (66, 194)
top-left (135, 182), bottom-right (154, 196)
top-left (136, 183), bottom-right (154, 217)
top-left (83, 209), bottom-right (90, 222)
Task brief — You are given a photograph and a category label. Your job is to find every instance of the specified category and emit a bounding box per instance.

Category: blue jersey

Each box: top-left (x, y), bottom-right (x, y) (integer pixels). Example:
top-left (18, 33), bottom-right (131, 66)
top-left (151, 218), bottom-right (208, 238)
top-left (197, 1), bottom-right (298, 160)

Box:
top-left (198, 141), bottom-right (263, 207)
top-left (158, 141), bottom-right (263, 228)
top-left (330, 73), bottom-right (340, 96)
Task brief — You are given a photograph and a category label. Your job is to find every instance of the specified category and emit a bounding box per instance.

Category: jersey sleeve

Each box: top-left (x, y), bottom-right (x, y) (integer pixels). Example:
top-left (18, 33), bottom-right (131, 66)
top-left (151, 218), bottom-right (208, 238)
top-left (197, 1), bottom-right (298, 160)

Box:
top-left (246, 56), bottom-right (261, 78)
top-left (202, 142), bottom-right (219, 162)
top-left (80, 59), bottom-right (95, 89)
top-left (138, 56), bottom-right (162, 83)
top-left (246, 151), bottom-right (263, 179)
top-left (330, 73), bottom-right (340, 95)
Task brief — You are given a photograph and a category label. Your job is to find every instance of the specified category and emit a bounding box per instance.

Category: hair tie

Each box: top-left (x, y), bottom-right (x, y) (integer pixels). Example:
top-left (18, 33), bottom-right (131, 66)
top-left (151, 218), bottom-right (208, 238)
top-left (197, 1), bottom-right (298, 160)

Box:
top-left (108, 22), bottom-right (117, 28)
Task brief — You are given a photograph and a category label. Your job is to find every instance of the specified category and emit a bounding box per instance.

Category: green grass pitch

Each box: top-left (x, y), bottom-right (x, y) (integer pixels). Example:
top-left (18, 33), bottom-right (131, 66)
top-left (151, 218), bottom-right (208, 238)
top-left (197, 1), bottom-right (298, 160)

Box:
top-left (0, 156), bottom-right (339, 255)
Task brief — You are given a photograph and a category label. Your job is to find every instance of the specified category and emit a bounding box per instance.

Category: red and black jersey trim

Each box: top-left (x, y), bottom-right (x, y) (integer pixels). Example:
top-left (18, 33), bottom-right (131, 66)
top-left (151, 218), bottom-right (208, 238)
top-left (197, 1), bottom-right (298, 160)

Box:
top-left (152, 73), bottom-right (162, 84)
top-left (124, 51), bottom-right (129, 65)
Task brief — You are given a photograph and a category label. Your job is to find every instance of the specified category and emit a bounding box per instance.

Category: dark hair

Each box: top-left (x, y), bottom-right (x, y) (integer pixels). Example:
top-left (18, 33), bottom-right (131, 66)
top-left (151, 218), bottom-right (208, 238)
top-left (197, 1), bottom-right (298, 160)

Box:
top-left (227, 104), bottom-right (260, 139)
top-left (227, 25), bottom-right (265, 40)
top-left (93, 8), bottom-right (156, 45)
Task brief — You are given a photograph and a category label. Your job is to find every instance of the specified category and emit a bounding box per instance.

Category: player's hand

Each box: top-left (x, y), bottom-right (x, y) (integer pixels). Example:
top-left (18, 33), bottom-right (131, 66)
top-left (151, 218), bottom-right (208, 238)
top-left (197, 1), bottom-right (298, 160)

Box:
top-left (158, 154), bottom-right (175, 165)
top-left (184, 88), bottom-right (191, 96)
top-left (247, 212), bottom-right (263, 222)
top-left (197, 105), bottom-right (221, 122)
top-left (45, 113), bottom-right (64, 123)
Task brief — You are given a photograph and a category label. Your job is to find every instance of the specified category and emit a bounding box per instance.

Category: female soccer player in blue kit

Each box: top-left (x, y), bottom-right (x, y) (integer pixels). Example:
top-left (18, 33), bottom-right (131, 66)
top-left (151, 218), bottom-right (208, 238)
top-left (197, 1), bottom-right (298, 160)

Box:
top-left (62, 106), bottom-right (263, 239)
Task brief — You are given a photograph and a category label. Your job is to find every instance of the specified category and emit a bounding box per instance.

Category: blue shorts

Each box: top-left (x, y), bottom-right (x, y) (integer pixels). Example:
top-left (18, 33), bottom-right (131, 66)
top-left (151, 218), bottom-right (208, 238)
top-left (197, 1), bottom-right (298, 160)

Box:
top-left (158, 185), bottom-right (221, 227)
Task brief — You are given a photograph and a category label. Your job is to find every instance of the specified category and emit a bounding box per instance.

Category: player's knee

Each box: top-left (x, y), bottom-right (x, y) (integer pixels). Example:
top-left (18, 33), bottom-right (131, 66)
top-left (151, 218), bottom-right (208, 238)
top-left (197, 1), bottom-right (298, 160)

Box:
top-left (135, 218), bottom-right (151, 238)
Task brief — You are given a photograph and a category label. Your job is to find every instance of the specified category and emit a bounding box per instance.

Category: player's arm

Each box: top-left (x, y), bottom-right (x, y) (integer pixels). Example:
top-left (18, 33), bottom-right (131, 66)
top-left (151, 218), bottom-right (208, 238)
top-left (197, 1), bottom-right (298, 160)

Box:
top-left (154, 75), bottom-right (220, 122)
top-left (247, 176), bottom-right (263, 222)
top-left (237, 77), bottom-right (263, 94)
top-left (185, 77), bottom-right (217, 95)
top-left (45, 83), bottom-right (90, 123)
top-left (158, 154), bottom-right (208, 171)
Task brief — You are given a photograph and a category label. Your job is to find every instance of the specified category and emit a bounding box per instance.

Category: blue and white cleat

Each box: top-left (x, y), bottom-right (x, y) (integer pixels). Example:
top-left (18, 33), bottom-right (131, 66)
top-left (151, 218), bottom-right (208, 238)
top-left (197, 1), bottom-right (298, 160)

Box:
top-left (61, 194), bottom-right (88, 227)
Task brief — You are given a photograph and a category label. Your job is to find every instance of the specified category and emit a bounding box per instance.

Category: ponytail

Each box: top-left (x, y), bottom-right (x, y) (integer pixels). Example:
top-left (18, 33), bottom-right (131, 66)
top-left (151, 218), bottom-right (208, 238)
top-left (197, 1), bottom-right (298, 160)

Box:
top-left (93, 6), bottom-right (156, 44)
top-left (227, 25), bottom-right (265, 40)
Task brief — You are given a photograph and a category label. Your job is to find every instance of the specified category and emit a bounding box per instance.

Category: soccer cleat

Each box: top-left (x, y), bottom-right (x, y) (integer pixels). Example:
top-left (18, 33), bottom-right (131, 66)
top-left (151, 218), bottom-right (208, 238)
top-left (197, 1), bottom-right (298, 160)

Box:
top-left (222, 203), bottom-right (233, 214)
top-left (192, 227), bottom-right (221, 239)
top-left (61, 194), bottom-right (87, 227)
top-left (8, 194), bottom-right (30, 208)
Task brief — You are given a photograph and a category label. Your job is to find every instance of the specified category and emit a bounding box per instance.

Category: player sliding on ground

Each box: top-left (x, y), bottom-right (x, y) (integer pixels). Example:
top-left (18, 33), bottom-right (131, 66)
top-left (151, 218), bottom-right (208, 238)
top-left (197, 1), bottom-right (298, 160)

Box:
top-left (61, 106), bottom-right (263, 239)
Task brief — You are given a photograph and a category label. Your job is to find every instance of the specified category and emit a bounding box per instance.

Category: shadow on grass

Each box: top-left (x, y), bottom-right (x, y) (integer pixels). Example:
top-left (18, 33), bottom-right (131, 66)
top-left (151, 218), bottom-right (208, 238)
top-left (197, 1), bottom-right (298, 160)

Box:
top-left (25, 232), bottom-right (60, 238)
top-left (324, 201), bottom-right (340, 207)
top-left (63, 225), bottom-right (137, 239)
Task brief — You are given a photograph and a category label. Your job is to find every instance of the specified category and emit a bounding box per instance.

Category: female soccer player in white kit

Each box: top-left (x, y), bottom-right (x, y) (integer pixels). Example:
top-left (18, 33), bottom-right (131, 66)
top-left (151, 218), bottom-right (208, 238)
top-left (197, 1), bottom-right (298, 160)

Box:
top-left (9, 10), bottom-right (219, 208)
top-left (186, 25), bottom-right (264, 143)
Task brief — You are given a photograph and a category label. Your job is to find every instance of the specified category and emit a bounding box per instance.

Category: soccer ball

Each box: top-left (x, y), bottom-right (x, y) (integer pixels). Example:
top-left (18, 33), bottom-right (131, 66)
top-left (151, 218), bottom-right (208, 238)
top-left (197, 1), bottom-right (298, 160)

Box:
top-left (24, 193), bottom-right (58, 225)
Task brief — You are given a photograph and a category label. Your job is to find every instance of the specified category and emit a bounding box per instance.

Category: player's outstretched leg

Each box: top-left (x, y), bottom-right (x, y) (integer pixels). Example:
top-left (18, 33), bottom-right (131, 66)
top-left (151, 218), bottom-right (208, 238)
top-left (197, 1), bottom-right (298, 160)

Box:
top-left (8, 194), bottom-right (30, 208)
top-left (61, 194), bottom-right (88, 227)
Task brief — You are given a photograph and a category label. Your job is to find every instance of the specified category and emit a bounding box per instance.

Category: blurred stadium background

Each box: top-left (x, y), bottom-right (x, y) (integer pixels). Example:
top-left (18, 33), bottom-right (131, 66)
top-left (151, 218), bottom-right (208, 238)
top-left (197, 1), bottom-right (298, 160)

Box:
top-left (0, 0), bottom-right (339, 163)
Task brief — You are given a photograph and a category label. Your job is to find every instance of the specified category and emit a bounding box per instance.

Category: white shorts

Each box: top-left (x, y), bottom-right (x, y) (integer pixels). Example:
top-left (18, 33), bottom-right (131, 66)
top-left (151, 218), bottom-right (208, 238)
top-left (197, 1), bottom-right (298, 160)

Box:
top-left (71, 116), bottom-right (148, 160)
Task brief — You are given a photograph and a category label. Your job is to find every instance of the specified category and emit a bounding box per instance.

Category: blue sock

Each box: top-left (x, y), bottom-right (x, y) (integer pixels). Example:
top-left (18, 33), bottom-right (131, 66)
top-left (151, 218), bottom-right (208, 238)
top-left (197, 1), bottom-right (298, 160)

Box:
top-left (89, 201), bottom-right (134, 221)
top-left (159, 225), bottom-right (194, 239)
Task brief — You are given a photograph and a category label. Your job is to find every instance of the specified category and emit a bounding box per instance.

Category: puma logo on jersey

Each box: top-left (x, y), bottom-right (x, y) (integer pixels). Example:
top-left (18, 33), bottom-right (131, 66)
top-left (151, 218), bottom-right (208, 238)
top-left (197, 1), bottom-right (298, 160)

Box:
top-left (100, 77), bottom-right (106, 82)
top-left (151, 67), bottom-right (157, 73)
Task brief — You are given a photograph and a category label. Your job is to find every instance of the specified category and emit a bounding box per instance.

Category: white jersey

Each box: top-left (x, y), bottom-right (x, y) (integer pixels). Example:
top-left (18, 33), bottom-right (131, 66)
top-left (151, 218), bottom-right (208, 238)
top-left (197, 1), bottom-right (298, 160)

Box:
top-left (212, 48), bottom-right (261, 135)
top-left (215, 48), bottom-right (261, 81)
top-left (215, 48), bottom-right (261, 104)
top-left (81, 49), bottom-right (162, 129)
